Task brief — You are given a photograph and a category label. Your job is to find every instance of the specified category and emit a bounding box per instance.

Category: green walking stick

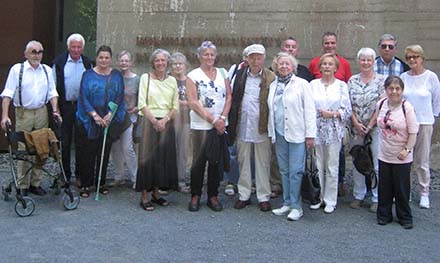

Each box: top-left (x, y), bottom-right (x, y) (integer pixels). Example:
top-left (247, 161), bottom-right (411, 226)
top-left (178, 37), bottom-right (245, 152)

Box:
top-left (96, 101), bottom-right (118, 201)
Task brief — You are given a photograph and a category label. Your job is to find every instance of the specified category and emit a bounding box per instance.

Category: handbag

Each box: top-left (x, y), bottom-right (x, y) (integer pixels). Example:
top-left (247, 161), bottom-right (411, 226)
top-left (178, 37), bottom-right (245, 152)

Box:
top-left (132, 73), bottom-right (150, 143)
top-left (301, 147), bottom-right (321, 205)
top-left (108, 113), bottom-right (132, 140)
top-left (349, 133), bottom-right (377, 189)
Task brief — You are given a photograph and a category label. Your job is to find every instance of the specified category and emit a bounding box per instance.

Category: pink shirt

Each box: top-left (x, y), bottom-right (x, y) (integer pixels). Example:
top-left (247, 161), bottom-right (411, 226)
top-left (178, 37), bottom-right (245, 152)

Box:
top-left (377, 99), bottom-right (419, 164)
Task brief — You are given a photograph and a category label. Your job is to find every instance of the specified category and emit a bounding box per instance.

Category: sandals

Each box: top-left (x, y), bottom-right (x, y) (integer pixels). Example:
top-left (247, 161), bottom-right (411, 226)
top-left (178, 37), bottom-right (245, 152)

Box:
top-left (79, 187), bottom-right (90, 198)
top-left (140, 201), bottom-right (155, 211)
top-left (151, 195), bottom-right (169, 206)
top-left (99, 187), bottom-right (110, 195)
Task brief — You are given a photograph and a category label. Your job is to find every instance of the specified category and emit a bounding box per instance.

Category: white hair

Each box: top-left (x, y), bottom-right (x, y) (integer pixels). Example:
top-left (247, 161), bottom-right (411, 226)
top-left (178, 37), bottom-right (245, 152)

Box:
top-left (66, 33), bottom-right (85, 48)
top-left (24, 40), bottom-right (43, 52)
top-left (356, 47), bottom-right (376, 60)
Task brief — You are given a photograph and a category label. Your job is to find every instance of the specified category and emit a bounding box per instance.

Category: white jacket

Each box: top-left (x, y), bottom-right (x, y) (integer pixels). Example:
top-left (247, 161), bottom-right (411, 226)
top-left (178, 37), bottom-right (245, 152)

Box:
top-left (267, 76), bottom-right (317, 143)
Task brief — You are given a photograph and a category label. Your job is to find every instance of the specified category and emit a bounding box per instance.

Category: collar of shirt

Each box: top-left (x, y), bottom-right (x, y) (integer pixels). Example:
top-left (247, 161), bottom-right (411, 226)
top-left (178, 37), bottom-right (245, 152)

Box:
top-left (67, 54), bottom-right (83, 64)
top-left (247, 68), bottom-right (263, 77)
top-left (379, 56), bottom-right (396, 66)
top-left (24, 60), bottom-right (44, 71)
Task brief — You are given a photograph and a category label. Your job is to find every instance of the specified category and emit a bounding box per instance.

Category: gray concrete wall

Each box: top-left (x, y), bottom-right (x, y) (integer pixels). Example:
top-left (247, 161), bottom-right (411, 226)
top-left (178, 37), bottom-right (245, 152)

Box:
top-left (97, 0), bottom-right (440, 143)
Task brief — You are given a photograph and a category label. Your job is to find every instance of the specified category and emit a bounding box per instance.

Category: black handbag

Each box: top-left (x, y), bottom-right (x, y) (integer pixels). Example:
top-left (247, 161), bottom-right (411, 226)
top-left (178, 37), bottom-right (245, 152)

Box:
top-left (132, 73), bottom-right (150, 144)
top-left (349, 133), bottom-right (377, 190)
top-left (301, 148), bottom-right (321, 205)
top-left (108, 113), bottom-right (132, 140)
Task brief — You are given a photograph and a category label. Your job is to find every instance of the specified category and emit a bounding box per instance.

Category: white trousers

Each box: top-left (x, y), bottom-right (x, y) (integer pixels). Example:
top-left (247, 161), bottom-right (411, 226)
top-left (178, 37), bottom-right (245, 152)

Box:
top-left (110, 123), bottom-right (138, 182)
top-left (237, 138), bottom-right (272, 202)
top-left (414, 125), bottom-right (433, 197)
top-left (315, 142), bottom-right (341, 207)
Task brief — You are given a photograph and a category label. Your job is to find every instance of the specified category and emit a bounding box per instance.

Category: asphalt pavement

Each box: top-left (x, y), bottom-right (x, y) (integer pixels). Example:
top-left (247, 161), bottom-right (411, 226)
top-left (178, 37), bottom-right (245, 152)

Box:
top-left (0, 155), bottom-right (439, 263)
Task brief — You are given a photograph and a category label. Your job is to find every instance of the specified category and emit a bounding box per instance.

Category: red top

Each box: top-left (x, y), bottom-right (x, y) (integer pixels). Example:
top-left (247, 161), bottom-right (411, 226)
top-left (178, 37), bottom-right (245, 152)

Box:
top-left (308, 54), bottom-right (352, 83)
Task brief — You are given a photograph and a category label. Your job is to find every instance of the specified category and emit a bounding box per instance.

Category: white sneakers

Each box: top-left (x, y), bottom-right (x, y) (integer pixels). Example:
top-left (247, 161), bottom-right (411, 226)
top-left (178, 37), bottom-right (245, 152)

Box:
top-left (224, 184), bottom-right (235, 196)
top-left (272, 205), bottom-right (292, 216)
top-left (272, 206), bottom-right (303, 221)
top-left (287, 209), bottom-right (303, 221)
top-left (324, 205), bottom-right (335, 214)
top-left (309, 201), bottom-right (322, 210)
top-left (419, 196), bottom-right (430, 209)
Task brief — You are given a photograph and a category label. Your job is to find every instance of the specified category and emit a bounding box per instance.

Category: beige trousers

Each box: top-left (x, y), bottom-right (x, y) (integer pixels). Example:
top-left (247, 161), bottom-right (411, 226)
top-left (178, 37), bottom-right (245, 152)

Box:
top-left (413, 124), bottom-right (433, 197)
top-left (15, 106), bottom-right (48, 189)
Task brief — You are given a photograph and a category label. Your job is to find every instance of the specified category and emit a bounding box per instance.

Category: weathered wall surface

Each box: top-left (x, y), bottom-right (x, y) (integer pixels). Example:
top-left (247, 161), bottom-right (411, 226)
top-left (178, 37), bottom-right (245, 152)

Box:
top-left (97, 0), bottom-right (440, 144)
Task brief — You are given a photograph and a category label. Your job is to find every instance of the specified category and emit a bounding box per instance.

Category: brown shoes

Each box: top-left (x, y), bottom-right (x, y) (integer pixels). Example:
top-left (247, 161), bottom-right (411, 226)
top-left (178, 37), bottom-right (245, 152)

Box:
top-left (188, 195), bottom-right (200, 212)
top-left (259, 201), bottom-right (272, 212)
top-left (207, 196), bottom-right (223, 212)
top-left (234, 199), bottom-right (251, 209)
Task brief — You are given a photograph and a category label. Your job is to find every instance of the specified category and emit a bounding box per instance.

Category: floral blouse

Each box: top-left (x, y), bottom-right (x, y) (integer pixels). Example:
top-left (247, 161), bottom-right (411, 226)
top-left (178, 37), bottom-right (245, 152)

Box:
top-left (310, 79), bottom-right (351, 145)
top-left (348, 73), bottom-right (385, 136)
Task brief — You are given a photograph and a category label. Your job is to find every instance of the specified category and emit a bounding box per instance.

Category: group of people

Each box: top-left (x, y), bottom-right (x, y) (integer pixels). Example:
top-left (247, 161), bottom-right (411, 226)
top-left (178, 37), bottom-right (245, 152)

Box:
top-left (1, 32), bottom-right (439, 230)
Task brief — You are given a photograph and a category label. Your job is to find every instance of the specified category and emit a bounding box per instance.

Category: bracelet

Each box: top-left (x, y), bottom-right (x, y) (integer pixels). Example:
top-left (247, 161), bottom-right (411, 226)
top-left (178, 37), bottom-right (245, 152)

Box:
top-left (165, 115), bottom-right (170, 121)
top-left (333, 111), bottom-right (337, 119)
top-left (220, 115), bottom-right (226, 121)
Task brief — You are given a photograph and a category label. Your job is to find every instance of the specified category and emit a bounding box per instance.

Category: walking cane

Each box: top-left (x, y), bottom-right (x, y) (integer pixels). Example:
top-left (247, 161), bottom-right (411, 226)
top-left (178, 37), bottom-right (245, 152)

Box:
top-left (96, 102), bottom-right (118, 201)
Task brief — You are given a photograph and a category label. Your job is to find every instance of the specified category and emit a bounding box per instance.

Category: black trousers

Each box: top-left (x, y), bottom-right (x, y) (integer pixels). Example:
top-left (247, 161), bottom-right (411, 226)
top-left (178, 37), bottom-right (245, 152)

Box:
top-left (60, 102), bottom-right (80, 181)
top-left (190, 130), bottom-right (220, 198)
top-left (377, 160), bottom-right (412, 224)
top-left (77, 123), bottom-right (113, 188)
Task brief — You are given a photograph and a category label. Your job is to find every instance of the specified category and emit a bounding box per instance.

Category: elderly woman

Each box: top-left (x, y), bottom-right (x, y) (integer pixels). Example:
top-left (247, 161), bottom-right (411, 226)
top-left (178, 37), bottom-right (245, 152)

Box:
top-left (269, 52), bottom-right (316, 221)
top-left (110, 50), bottom-right (139, 188)
top-left (76, 45), bottom-right (126, 198)
top-left (400, 45), bottom-right (440, 209)
top-left (348, 48), bottom-right (385, 213)
top-left (186, 41), bottom-right (232, 212)
top-left (170, 52), bottom-right (192, 193)
top-left (376, 76), bottom-right (418, 229)
top-left (309, 53), bottom-right (351, 213)
top-left (136, 49), bottom-right (179, 211)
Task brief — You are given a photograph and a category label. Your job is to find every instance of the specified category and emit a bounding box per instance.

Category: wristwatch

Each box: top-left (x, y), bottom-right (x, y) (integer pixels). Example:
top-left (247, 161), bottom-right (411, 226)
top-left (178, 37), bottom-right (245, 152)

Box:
top-left (404, 147), bottom-right (412, 153)
top-left (333, 111), bottom-right (337, 119)
top-left (220, 115), bottom-right (226, 121)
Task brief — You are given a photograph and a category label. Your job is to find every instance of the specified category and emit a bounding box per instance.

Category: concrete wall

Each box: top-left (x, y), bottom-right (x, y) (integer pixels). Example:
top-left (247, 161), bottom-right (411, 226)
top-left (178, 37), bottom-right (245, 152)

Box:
top-left (97, 0), bottom-right (440, 143)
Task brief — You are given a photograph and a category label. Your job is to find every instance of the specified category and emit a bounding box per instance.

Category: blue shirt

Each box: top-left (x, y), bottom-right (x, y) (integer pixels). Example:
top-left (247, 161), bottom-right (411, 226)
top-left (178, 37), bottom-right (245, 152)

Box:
top-left (63, 54), bottom-right (86, 101)
top-left (77, 69), bottom-right (125, 139)
top-left (374, 57), bottom-right (405, 77)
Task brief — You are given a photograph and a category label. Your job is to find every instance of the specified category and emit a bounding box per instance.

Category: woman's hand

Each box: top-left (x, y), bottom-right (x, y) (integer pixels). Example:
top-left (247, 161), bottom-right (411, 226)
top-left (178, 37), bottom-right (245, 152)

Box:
top-left (319, 109), bottom-right (338, 119)
top-left (353, 119), bottom-right (368, 137)
top-left (306, 138), bottom-right (315, 149)
top-left (102, 112), bottom-right (112, 127)
top-left (214, 118), bottom-right (226, 135)
top-left (155, 118), bottom-right (168, 132)
top-left (93, 114), bottom-right (107, 128)
top-left (397, 148), bottom-right (410, 161)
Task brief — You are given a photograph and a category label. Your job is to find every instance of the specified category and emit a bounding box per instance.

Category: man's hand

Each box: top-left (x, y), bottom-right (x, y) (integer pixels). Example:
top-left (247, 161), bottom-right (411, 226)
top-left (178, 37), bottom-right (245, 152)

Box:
top-left (1, 117), bottom-right (11, 131)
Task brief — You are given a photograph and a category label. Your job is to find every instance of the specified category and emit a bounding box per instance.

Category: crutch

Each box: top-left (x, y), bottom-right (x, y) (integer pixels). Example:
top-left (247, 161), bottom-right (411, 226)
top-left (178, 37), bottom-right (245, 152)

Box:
top-left (95, 102), bottom-right (118, 201)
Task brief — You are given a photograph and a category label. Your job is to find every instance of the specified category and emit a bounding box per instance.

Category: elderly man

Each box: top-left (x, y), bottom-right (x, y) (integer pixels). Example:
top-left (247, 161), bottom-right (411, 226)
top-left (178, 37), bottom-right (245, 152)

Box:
top-left (1, 40), bottom-right (60, 196)
top-left (52, 33), bottom-right (92, 185)
top-left (228, 44), bottom-right (275, 212)
top-left (374, 33), bottom-right (409, 76)
top-left (308, 32), bottom-right (352, 82)
top-left (281, 37), bottom-right (313, 82)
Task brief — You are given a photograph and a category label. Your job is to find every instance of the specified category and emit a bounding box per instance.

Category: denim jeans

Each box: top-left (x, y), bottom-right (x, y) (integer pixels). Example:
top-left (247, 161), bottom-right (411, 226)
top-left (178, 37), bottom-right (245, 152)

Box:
top-left (223, 143), bottom-right (240, 184)
top-left (275, 132), bottom-right (306, 209)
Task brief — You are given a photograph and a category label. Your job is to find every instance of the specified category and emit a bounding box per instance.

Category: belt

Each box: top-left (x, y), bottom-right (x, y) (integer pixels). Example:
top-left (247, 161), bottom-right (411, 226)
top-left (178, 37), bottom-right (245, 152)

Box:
top-left (64, 101), bottom-right (77, 105)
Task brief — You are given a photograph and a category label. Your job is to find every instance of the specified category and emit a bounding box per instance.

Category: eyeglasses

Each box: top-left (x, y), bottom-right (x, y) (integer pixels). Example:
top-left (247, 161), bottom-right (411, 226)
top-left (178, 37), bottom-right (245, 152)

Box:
top-left (380, 44), bottom-right (395, 50)
top-left (171, 62), bottom-right (184, 67)
top-left (384, 110), bottom-right (391, 129)
top-left (31, 49), bottom-right (44, 55)
top-left (405, 55), bottom-right (420, 60)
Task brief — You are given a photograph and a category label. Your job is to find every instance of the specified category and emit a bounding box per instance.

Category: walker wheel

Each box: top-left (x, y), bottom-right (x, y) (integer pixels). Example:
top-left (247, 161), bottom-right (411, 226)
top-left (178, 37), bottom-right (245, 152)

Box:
top-left (63, 192), bottom-right (80, 210)
top-left (15, 197), bottom-right (35, 217)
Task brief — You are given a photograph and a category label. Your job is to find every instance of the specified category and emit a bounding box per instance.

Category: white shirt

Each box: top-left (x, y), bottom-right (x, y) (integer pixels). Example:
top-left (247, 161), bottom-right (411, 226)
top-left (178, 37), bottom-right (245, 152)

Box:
top-left (268, 76), bottom-right (317, 143)
top-left (187, 67), bottom-right (228, 130)
top-left (401, 70), bottom-right (440, 125)
top-left (238, 69), bottom-right (268, 143)
top-left (2, 61), bottom-right (57, 109)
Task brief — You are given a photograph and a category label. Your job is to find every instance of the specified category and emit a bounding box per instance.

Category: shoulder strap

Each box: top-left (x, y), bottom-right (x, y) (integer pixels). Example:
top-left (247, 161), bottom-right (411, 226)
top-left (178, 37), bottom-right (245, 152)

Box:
top-left (41, 65), bottom-right (50, 103)
top-left (220, 68), bottom-right (227, 80)
top-left (146, 73), bottom-right (150, 105)
top-left (18, 63), bottom-right (24, 106)
top-left (379, 98), bottom-right (406, 117)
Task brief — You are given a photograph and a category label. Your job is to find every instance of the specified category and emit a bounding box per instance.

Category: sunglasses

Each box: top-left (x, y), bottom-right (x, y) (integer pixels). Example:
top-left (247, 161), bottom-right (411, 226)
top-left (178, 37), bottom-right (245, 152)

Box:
top-left (31, 49), bottom-right (44, 55)
top-left (380, 44), bottom-right (395, 50)
top-left (405, 55), bottom-right (420, 60)
top-left (384, 110), bottom-right (391, 129)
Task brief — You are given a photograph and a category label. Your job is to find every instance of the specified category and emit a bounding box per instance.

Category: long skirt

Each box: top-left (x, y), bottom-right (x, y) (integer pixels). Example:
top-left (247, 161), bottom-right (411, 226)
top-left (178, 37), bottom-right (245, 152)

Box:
top-left (135, 118), bottom-right (178, 192)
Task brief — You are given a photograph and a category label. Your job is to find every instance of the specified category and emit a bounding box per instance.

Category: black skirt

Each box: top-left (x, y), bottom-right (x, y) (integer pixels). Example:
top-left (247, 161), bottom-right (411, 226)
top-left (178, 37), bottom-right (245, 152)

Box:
top-left (135, 118), bottom-right (178, 192)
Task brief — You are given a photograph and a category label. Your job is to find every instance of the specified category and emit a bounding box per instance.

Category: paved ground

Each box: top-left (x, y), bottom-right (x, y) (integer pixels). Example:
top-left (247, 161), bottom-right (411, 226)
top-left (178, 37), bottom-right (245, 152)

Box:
top-left (0, 152), bottom-right (439, 263)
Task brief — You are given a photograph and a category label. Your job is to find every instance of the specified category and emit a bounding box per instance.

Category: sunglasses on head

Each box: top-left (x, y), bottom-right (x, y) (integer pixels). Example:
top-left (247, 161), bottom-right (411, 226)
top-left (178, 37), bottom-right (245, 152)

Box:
top-left (380, 44), bottom-right (395, 50)
top-left (31, 49), bottom-right (44, 55)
